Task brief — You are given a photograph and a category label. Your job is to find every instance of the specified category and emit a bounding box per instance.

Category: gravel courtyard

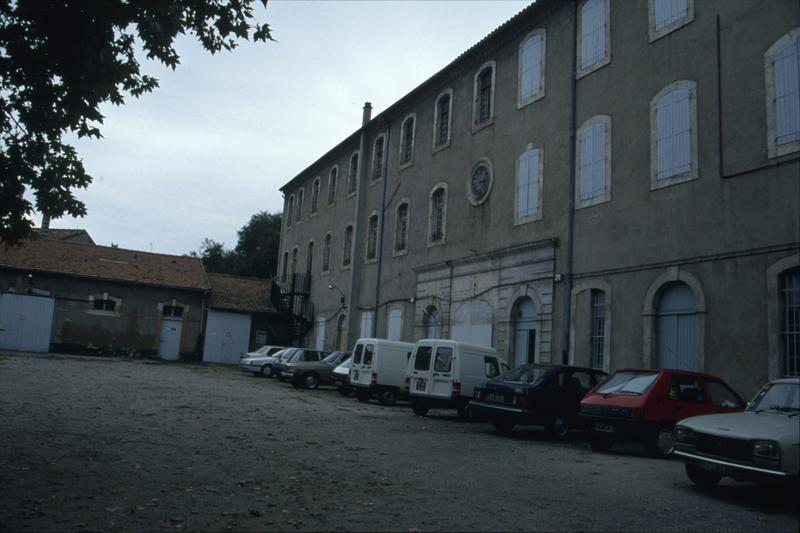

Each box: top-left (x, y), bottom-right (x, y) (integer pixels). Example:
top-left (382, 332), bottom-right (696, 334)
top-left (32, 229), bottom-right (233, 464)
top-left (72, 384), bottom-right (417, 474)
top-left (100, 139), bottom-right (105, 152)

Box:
top-left (0, 352), bottom-right (797, 532)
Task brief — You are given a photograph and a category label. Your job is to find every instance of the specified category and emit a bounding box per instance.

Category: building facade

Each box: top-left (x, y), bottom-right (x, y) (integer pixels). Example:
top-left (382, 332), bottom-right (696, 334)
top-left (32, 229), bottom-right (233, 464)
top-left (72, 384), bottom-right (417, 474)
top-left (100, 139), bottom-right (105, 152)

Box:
top-left (276, 0), bottom-right (800, 398)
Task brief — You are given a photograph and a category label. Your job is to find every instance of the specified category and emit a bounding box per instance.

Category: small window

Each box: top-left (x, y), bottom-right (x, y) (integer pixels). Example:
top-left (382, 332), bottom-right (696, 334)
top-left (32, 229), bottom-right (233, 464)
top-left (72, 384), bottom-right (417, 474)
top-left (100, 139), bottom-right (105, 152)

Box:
top-left (291, 247), bottom-right (298, 274)
top-left (394, 202), bottom-right (409, 254)
top-left (322, 234), bottom-right (331, 272)
top-left (434, 347), bottom-right (453, 372)
top-left (163, 305), bottom-right (183, 318)
top-left (414, 346), bottom-right (433, 371)
top-left (372, 135), bottom-right (385, 181)
top-left (649, 0), bottom-right (694, 41)
top-left (363, 344), bottom-right (374, 366)
top-left (296, 188), bottom-right (304, 223)
top-left (342, 225), bottom-right (353, 267)
top-left (328, 167), bottom-right (338, 205)
top-left (347, 152), bottom-right (359, 195)
top-left (281, 251), bottom-right (288, 283)
top-left (484, 357), bottom-right (500, 378)
top-left (705, 380), bottom-right (744, 409)
top-left (518, 30), bottom-right (545, 106)
top-left (400, 115), bottom-right (416, 166)
top-left (306, 241), bottom-right (314, 276)
top-left (473, 63), bottom-right (495, 127)
top-left (310, 178), bottom-right (320, 214)
top-left (429, 186), bottom-right (447, 245)
top-left (366, 214), bottom-right (379, 261)
top-left (433, 90), bottom-right (452, 149)
top-left (651, 81), bottom-right (698, 189)
top-left (577, 0), bottom-right (610, 77)
top-left (286, 195), bottom-right (294, 227)
top-left (94, 299), bottom-right (116, 312)
top-left (576, 116), bottom-right (611, 208)
top-left (516, 147), bottom-right (542, 223)
top-left (668, 375), bottom-right (706, 403)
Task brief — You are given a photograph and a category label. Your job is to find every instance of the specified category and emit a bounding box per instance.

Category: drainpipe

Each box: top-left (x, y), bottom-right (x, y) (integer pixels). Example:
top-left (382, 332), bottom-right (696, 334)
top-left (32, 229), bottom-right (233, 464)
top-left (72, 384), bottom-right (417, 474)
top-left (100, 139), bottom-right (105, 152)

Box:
top-left (373, 120), bottom-right (392, 337)
top-left (561, 0), bottom-right (579, 364)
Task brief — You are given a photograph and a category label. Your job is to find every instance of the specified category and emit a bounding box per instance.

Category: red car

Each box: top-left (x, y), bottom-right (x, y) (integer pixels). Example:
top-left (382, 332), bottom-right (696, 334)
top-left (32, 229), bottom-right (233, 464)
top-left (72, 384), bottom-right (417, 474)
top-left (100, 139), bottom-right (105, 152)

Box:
top-left (578, 368), bottom-right (746, 456)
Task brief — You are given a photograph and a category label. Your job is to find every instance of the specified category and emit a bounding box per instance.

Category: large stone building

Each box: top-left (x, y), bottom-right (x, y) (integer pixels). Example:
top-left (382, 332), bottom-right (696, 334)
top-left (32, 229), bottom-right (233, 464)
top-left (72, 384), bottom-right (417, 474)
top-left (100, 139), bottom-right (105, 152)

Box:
top-left (276, 0), bottom-right (799, 397)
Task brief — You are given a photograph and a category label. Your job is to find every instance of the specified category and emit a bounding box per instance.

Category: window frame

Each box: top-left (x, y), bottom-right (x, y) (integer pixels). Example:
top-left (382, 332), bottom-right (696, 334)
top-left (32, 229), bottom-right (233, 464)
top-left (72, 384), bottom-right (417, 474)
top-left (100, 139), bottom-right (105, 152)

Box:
top-left (650, 80), bottom-right (699, 190)
top-left (371, 133), bottom-right (386, 183)
top-left (472, 61), bottom-right (496, 131)
top-left (575, 114), bottom-right (612, 209)
top-left (648, 0), bottom-right (694, 42)
top-left (321, 233), bottom-right (332, 274)
top-left (576, 0), bottom-right (611, 79)
top-left (286, 194), bottom-right (295, 228)
top-left (514, 145), bottom-right (544, 225)
top-left (310, 176), bottom-right (321, 215)
top-left (433, 89), bottom-right (453, 152)
top-left (327, 165), bottom-right (338, 206)
top-left (393, 199), bottom-right (411, 257)
top-left (365, 211), bottom-right (380, 263)
top-left (765, 27), bottom-right (800, 159)
top-left (295, 188), bottom-right (304, 224)
top-left (342, 224), bottom-right (354, 270)
top-left (347, 151), bottom-right (360, 197)
top-left (306, 239), bottom-right (315, 276)
top-left (88, 292), bottom-right (121, 316)
top-left (399, 113), bottom-right (416, 169)
top-left (518, 29), bottom-right (547, 108)
top-left (428, 183), bottom-right (448, 247)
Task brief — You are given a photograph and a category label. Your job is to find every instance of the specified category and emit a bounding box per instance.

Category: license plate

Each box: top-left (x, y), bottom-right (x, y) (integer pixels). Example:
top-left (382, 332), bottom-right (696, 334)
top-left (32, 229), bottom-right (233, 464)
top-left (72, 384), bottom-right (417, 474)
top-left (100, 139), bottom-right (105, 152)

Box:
top-left (488, 393), bottom-right (505, 403)
top-left (415, 379), bottom-right (427, 391)
top-left (593, 423), bottom-right (614, 433)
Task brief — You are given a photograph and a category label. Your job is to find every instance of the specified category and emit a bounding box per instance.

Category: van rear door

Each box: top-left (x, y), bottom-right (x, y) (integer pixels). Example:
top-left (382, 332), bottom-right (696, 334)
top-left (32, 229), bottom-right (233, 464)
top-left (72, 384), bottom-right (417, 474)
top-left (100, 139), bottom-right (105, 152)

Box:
top-left (350, 342), bottom-right (375, 387)
top-left (429, 345), bottom-right (455, 398)
top-left (409, 344), bottom-right (434, 394)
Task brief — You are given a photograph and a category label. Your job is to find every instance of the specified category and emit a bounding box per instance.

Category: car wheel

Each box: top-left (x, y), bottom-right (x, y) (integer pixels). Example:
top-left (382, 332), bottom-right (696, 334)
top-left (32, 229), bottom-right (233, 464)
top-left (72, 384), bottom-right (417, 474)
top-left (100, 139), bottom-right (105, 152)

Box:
top-left (378, 389), bottom-right (397, 406)
top-left (548, 416), bottom-right (570, 439)
top-left (412, 402), bottom-right (429, 417)
top-left (685, 464), bottom-right (722, 489)
top-left (493, 420), bottom-right (515, 435)
top-left (457, 403), bottom-right (473, 421)
top-left (355, 389), bottom-right (371, 402)
top-left (647, 427), bottom-right (675, 457)
top-left (589, 431), bottom-right (615, 452)
top-left (260, 365), bottom-right (273, 378)
top-left (303, 373), bottom-right (320, 390)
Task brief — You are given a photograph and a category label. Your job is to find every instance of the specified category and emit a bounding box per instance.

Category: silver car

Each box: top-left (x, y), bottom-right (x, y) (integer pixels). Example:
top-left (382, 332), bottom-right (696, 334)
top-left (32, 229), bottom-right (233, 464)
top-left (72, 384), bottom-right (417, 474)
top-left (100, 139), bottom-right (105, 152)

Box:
top-left (240, 347), bottom-right (297, 378)
top-left (673, 377), bottom-right (800, 488)
top-left (240, 345), bottom-right (285, 360)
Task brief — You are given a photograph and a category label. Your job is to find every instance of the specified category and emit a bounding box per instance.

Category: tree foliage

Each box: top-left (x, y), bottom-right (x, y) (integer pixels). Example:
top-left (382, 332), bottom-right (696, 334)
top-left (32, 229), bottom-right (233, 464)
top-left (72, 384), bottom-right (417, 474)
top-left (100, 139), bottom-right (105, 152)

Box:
top-left (0, 0), bottom-right (272, 246)
top-left (192, 210), bottom-right (282, 279)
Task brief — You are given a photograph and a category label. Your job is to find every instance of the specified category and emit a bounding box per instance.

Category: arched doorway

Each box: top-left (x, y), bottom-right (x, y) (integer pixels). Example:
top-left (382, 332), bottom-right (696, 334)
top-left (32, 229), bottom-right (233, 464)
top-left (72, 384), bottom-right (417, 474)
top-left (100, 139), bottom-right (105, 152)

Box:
top-left (423, 306), bottom-right (441, 339)
top-left (512, 297), bottom-right (537, 367)
top-left (656, 282), bottom-right (697, 371)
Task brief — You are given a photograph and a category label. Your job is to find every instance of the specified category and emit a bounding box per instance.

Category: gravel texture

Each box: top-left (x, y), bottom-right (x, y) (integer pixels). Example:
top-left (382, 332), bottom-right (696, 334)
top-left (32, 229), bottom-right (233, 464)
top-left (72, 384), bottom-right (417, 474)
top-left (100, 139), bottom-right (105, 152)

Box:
top-left (0, 352), bottom-right (797, 532)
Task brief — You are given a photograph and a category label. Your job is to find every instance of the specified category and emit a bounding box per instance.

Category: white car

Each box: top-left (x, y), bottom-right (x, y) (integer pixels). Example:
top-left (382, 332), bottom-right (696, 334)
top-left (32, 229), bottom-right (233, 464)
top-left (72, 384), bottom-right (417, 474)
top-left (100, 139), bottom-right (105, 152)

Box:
top-left (239, 345), bottom-right (285, 360)
top-left (673, 377), bottom-right (799, 488)
top-left (240, 347), bottom-right (296, 377)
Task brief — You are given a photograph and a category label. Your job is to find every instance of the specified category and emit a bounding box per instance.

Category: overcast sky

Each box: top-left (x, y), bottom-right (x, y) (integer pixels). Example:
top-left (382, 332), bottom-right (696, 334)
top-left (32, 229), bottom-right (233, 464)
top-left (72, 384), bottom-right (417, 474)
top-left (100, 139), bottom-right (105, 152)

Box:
top-left (53, 0), bottom-right (529, 256)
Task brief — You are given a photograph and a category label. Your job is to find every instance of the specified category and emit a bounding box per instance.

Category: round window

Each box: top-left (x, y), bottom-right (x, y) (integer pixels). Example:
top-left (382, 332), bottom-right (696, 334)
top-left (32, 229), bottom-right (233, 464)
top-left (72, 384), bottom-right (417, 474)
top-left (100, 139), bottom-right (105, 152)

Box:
top-left (468, 162), bottom-right (493, 206)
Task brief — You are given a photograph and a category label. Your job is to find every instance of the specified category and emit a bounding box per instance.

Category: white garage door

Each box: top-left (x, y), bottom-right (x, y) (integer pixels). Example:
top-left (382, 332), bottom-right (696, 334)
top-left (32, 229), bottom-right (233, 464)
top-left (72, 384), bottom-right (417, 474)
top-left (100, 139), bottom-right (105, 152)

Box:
top-left (450, 300), bottom-right (493, 347)
top-left (203, 310), bottom-right (251, 364)
top-left (0, 293), bottom-right (55, 353)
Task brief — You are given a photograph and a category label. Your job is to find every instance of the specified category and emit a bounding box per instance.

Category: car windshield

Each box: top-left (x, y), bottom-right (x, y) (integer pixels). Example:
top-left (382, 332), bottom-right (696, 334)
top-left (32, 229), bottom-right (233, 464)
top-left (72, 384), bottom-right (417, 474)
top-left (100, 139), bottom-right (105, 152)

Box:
top-left (254, 345), bottom-right (271, 355)
top-left (276, 348), bottom-right (296, 361)
top-left (750, 382), bottom-right (800, 414)
top-left (334, 359), bottom-right (353, 372)
top-left (323, 352), bottom-right (343, 364)
top-left (596, 371), bottom-right (659, 396)
top-left (498, 364), bottom-right (552, 385)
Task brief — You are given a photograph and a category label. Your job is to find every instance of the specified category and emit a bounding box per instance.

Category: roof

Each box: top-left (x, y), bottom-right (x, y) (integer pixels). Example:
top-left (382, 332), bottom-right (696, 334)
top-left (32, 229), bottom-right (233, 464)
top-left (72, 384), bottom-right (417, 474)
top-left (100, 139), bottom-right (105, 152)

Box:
top-left (280, 0), bottom-right (554, 192)
top-left (206, 273), bottom-right (278, 313)
top-left (0, 238), bottom-right (210, 291)
top-left (35, 228), bottom-right (95, 244)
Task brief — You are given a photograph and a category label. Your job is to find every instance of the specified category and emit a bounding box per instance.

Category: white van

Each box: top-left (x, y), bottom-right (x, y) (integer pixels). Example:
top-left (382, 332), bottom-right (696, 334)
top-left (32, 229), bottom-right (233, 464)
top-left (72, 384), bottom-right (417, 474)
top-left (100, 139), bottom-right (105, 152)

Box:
top-left (405, 339), bottom-right (509, 418)
top-left (349, 338), bottom-right (415, 405)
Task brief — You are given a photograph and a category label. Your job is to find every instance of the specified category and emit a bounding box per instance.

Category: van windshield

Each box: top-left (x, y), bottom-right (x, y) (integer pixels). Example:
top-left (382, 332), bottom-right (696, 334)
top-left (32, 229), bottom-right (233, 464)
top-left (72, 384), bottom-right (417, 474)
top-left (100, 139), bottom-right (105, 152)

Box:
top-left (500, 364), bottom-right (551, 385)
top-left (597, 371), bottom-right (659, 396)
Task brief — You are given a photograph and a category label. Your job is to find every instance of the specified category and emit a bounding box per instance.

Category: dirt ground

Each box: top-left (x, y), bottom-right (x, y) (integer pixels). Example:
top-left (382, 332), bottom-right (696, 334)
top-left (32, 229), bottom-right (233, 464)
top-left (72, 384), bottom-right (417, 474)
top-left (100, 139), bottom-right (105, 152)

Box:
top-left (0, 352), bottom-right (797, 532)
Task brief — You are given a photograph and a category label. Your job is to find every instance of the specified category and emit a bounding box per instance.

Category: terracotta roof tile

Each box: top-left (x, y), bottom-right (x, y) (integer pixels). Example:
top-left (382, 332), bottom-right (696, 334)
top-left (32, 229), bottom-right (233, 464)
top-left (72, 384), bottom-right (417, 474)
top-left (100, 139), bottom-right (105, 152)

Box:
top-left (0, 239), bottom-right (210, 291)
top-left (207, 273), bottom-right (277, 313)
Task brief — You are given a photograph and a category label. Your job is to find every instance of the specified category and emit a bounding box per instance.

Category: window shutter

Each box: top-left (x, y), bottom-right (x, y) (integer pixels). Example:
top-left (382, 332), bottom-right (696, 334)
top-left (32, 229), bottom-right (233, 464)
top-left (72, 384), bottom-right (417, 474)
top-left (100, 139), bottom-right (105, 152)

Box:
top-left (528, 150), bottom-right (540, 215)
top-left (517, 154), bottom-right (529, 219)
top-left (579, 128), bottom-right (593, 200)
top-left (592, 122), bottom-right (606, 197)
top-left (775, 39), bottom-right (800, 144)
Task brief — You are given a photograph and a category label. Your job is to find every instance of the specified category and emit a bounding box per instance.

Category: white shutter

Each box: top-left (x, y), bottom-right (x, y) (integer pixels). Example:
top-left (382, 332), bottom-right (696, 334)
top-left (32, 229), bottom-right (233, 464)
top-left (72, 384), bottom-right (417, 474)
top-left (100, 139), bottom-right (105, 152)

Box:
top-left (654, 0), bottom-right (688, 31)
top-left (527, 150), bottom-right (540, 216)
top-left (517, 153), bottom-right (529, 220)
top-left (775, 38), bottom-right (800, 144)
top-left (579, 128), bottom-right (593, 200)
top-left (520, 34), bottom-right (543, 101)
top-left (592, 122), bottom-right (606, 196)
top-left (656, 88), bottom-right (692, 179)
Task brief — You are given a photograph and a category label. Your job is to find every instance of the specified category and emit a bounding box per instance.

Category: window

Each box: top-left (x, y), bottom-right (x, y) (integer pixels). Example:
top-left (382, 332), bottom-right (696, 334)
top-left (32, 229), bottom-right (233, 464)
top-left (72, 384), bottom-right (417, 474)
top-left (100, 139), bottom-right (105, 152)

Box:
top-left (347, 152), bottom-right (359, 196)
top-left (400, 114), bottom-right (416, 166)
top-left (766, 28), bottom-right (800, 158)
top-left (577, 0), bottom-right (610, 77)
top-left (306, 241), bottom-right (314, 275)
top-left (423, 306), bottom-right (441, 339)
top-left (360, 314), bottom-right (375, 339)
top-left (310, 178), bottom-right (320, 214)
top-left (433, 90), bottom-right (452, 149)
top-left (281, 251), bottom-right (288, 283)
top-left (434, 347), bottom-right (453, 372)
top-left (649, 0), bottom-right (694, 41)
top-left (706, 380), bottom-right (745, 409)
top-left (366, 213), bottom-right (379, 261)
top-left (473, 62), bottom-right (495, 127)
top-left (484, 357), bottom-right (500, 378)
top-left (363, 343), bottom-right (374, 365)
top-left (291, 247), bottom-right (298, 274)
top-left (468, 160), bottom-right (493, 206)
top-left (342, 225), bottom-right (353, 267)
top-left (576, 115), bottom-right (611, 208)
top-left (319, 235), bottom-right (330, 273)
top-left (372, 134), bottom-right (385, 181)
top-left (414, 346), bottom-right (432, 370)
top-left (590, 290), bottom-right (606, 370)
top-left (428, 185), bottom-right (447, 245)
top-left (328, 166), bottom-right (338, 205)
top-left (163, 304), bottom-right (183, 318)
top-left (295, 188), bottom-right (304, 223)
top-left (286, 195), bottom-right (294, 227)
top-left (394, 201), bottom-right (409, 254)
top-left (667, 375), bottom-right (706, 403)
top-left (93, 297), bottom-right (116, 312)
top-left (387, 308), bottom-right (402, 341)
top-left (518, 30), bottom-right (545, 107)
top-left (781, 267), bottom-right (799, 377)
top-left (651, 80), bottom-right (698, 189)
top-left (516, 147), bottom-right (542, 223)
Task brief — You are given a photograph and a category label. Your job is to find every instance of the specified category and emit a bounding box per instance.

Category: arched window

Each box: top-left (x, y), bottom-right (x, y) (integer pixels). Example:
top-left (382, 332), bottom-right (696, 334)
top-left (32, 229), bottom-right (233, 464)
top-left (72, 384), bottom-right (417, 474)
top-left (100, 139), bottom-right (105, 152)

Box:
top-left (473, 62), bottom-right (495, 126)
top-left (576, 115), bottom-right (611, 208)
top-left (296, 188), bottom-right (304, 223)
top-left (281, 251), bottom-right (288, 283)
top-left (328, 166), bottom-right (338, 205)
top-left (577, 0), bottom-right (610, 77)
top-left (433, 90), bottom-right (452, 149)
top-left (347, 152), bottom-right (359, 196)
top-left (342, 225), bottom-right (353, 267)
top-left (322, 234), bottom-right (331, 273)
top-left (519, 30), bottom-right (545, 106)
top-left (394, 201), bottom-right (409, 254)
top-left (649, 0), bottom-right (694, 41)
top-left (286, 195), bottom-right (294, 227)
top-left (765, 27), bottom-right (800, 158)
top-left (651, 80), bottom-right (698, 189)
top-left (428, 185), bottom-right (447, 245)
top-left (516, 146), bottom-right (542, 224)
top-left (306, 240), bottom-right (314, 276)
top-left (310, 177), bottom-right (320, 214)
top-left (780, 267), bottom-right (800, 376)
top-left (511, 297), bottom-right (537, 367)
top-left (656, 282), bottom-right (697, 371)
top-left (400, 114), bottom-right (416, 166)
top-left (291, 247), bottom-right (298, 276)
top-left (423, 306), bottom-right (441, 339)
top-left (387, 308), bottom-right (402, 341)
top-left (372, 134), bottom-right (385, 181)
top-left (366, 213), bottom-right (379, 261)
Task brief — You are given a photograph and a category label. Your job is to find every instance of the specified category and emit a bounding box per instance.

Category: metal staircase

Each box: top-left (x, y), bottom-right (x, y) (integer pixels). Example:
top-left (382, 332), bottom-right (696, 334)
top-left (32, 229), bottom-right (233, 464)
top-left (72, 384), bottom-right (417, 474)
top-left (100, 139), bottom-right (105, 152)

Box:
top-left (271, 274), bottom-right (314, 341)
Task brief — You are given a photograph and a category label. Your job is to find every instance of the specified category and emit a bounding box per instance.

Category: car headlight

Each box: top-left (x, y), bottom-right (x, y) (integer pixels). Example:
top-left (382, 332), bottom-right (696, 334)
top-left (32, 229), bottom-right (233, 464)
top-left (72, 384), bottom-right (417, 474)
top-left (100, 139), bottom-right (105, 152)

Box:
top-left (753, 440), bottom-right (779, 459)
top-left (674, 425), bottom-right (695, 444)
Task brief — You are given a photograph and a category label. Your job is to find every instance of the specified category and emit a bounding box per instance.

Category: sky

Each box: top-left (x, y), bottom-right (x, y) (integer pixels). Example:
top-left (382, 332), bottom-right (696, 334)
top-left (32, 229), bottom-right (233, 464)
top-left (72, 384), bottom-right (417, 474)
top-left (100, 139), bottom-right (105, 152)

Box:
top-left (52, 0), bottom-right (530, 256)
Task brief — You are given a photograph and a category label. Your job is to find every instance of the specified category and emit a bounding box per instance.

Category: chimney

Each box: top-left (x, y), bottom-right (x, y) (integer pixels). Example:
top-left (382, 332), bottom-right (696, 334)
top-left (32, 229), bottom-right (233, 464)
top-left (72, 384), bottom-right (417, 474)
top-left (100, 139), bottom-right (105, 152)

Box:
top-left (41, 214), bottom-right (50, 237)
top-left (362, 102), bottom-right (372, 127)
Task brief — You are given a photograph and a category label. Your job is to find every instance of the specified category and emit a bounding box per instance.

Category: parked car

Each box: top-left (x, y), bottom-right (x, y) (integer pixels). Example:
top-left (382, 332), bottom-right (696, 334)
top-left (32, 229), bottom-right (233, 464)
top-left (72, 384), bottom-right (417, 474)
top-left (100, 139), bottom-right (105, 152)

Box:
top-left (406, 339), bottom-right (509, 419)
top-left (471, 364), bottom-right (608, 437)
top-left (673, 377), bottom-right (799, 488)
top-left (239, 347), bottom-right (298, 377)
top-left (273, 348), bottom-right (328, 381)
top-left (239, 345), bottom-right (284, 360)
top-left (578, 368), bottom-right (746, 456)
top-left (350, 338), bottom-right (415, 405)
top-left (282, 350), bottom-right (352, 389)
top-left (333, 358), bottom-right (354, 396)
